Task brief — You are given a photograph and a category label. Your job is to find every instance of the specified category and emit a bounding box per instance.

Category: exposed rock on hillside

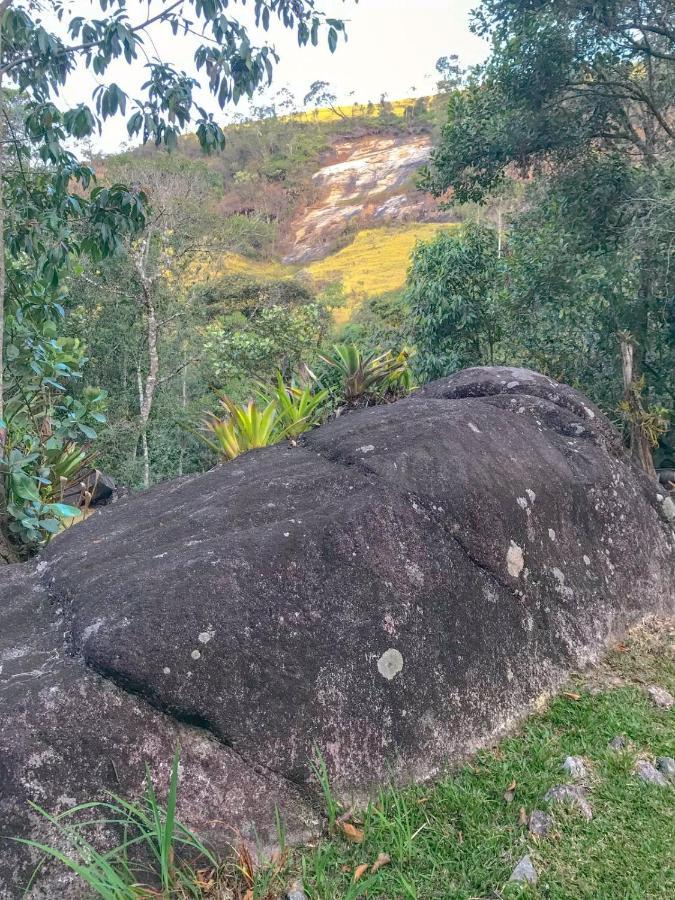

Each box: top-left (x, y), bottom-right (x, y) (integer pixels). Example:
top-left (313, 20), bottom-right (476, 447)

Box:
top-left (285, 134), bottom-right (448, 262)
top-left (1, 368), bottom-right (673, 896)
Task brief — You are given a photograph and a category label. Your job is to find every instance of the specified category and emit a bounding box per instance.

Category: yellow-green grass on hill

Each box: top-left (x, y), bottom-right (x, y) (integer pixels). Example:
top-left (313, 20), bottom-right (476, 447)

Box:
top-left (305, 223), bottom-right (457, 323)
top-left (184, 222), bottom-right (457, 324)
top-left (286, 97), bottom-right (431, 124)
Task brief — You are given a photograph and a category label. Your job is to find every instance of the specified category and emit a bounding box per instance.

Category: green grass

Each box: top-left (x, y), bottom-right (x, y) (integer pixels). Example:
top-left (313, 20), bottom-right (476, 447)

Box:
top-left (23, 624), bottom-right (674, 898)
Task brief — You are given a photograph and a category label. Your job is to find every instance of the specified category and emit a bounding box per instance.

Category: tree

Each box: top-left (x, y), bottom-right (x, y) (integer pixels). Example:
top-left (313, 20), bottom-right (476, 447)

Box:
top-left (422, 0), bottom-right (674, 475)
top-left (0, 1), bottom-right (348, 550)
top-left (303, 80), bottom-right (346, 118)
top-left (406, 224), bottom-right (505, 381)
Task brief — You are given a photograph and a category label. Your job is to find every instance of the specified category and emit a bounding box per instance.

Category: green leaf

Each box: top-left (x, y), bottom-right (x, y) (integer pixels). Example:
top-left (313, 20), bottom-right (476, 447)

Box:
top-left (78, 424), bottom-right (97, 439)
top-left (40, 518), bottom-right (62, 534)
top-left (11, 472), bottom-right (42, 502)
top-left (50, 503), bottom-right (81, 519)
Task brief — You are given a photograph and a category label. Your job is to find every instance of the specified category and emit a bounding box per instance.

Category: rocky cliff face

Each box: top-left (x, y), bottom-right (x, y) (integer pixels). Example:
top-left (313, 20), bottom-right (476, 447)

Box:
top-left (285, 132), bottom-right (450, 262)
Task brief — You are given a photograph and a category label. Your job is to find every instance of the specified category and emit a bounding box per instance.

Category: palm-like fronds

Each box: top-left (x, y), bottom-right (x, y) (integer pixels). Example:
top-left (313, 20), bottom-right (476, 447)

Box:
top-left (199, 397), bottom-right (286, 460)
top-left (257, 372), bottom-right (329, 438)
top-left (319, 344), bottom-right (412, 400)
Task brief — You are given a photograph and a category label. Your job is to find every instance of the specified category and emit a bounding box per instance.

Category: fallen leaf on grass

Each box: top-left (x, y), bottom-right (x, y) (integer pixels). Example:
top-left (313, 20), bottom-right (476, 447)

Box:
top-left (353, 864), bottom-right (369, 882)
top-left (518, 806), bottom-right (528, 826)
top-left (340, 822), bottom-right (365, 843)
top-left (563, 691), bottom-right (581, 701)
top-left (615, 642), bottom-right (630, 652)
top-left (503, 779), bottom-right (517, 803)
top-left (370, 852), bottom-right (391, 874)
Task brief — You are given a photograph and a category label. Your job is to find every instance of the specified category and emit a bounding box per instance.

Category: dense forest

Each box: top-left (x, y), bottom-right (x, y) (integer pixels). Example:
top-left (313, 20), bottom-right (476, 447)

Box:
top-left (0, 0), bottom-right (673, 558)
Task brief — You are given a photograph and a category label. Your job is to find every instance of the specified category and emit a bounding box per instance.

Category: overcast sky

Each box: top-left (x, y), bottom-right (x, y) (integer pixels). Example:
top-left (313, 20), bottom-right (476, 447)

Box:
top-left (60, 1), bottom-right (489, 153)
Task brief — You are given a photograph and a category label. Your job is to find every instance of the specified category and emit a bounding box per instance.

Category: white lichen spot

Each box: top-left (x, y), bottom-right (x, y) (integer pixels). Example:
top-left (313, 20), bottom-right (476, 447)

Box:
top-left (190, 650), bottom-right (201, 661)
top-left (517, 497), bottom-right (528, 510)
top-left (283, 532), bottom-right (290, 538)
top-left (507, 381), bottom-right (520, 389)
top-left (81, 619), bottom-right (104, 642)
top-left (357, 444), bottom-right (375, 454)
top-left (163, 667), bottom-right (171, 675)
top-left (526, 489), bottom-right (536, 504)
top-left (377, 648), bottom-right (404, 680)
top-left (468, 422), bottom-right (481, 433)
top-left (583, 555), bottom-right (591, 566)
top-left (548, 528), bottom-right (556, 541)
top-left (582, 405), bottom-right (596, 419)
top-left (552, 567), bottom-right (565, 584)
top-left (662, 496), bottom-right (675, 524)
top-left (507, 541), bottom-right (525, 578)
top-left (198, 628), bottom-right (215, 644)
top-left (405, 561), bottom-right (424, 586)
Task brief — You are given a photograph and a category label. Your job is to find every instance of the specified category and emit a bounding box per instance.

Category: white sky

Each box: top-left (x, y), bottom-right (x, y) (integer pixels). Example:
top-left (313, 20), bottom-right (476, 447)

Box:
top-left (56, 1), bottom-right (489, 153)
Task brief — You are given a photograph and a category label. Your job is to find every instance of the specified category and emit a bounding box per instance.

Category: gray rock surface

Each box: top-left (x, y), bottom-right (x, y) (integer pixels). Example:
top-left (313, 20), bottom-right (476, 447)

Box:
top-left (509, 854), bottom-right (538, 885)
top-left (528, 810), bottom-right (552, 837)
top-left (562, 756), bottom-right (589, 780)
top-left (646, 685), bottom-right (674, 709)
top-left (609, 735), bottom-right (627, 751)
top-left (1, 366), bottom-right (673, 896)
top-left (285, 883), bottom-right (309, 900)
top-left (544, 784), bottom-right (594, 820)
top-left (656, 757), bottom-right (675, 779)
top-left (634, 760), bottom-right (669, 787)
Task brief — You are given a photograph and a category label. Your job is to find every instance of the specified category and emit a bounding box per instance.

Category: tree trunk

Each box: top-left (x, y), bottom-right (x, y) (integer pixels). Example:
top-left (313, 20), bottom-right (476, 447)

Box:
top-left (620, 334), bottom-right (657, 480)
top-left (178, 348), bottom-right (187, 477)
top-left (135, 234), bottom-right (159, 490)
top-left (0, 53), bottom-right (12, 562)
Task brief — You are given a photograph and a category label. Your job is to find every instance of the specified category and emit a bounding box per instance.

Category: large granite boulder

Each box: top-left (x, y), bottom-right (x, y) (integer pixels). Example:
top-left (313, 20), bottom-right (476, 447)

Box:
top-left (1, 367), bottom-right (673, 896)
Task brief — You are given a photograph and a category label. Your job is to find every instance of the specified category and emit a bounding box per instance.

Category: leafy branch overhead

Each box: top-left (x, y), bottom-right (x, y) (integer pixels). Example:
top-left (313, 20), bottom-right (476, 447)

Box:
top-left (1, 0), bottom-right (350, 154)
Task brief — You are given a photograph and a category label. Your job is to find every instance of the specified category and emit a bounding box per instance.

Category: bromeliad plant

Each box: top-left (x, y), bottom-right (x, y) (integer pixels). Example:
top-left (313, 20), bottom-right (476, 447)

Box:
top-left (319, 344), bottom-right (413, 402)
top-left (257, 372), bottom-right (329, 438)
top-left (199, 396), bottom-right (284, 461)
top-left (198, 372), bottom-right (331, 461)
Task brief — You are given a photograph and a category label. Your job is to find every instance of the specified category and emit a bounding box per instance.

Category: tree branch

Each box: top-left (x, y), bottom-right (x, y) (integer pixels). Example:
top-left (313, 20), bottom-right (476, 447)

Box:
top-left (0, 0), bottom-right (185, 78)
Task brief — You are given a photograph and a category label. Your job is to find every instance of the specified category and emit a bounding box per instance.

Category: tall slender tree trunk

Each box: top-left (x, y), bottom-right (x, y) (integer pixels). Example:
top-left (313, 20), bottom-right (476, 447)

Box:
top-left (0, 49), bottom-right (15, 563)
top-left (135, 233), bottom-right (159, 490)
top-left (620, 334), bottom-right (657, 480)
top-left (178, 347), bottom-right (187, 477)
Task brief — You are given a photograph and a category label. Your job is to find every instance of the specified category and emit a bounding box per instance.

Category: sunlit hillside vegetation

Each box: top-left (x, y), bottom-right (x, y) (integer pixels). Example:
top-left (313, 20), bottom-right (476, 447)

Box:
top-left (185, 223), bottom-right (457, 324)
top-left (286, 96), bottom-right (435, 123)
top-left (307, 224), bottom-right (456, 323)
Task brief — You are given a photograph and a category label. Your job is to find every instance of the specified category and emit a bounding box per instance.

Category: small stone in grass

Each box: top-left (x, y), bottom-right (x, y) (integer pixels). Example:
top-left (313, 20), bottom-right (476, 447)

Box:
top-left (608, 735), bottom-right (627, 751)
top-left (528, 810), bottom-right (552, 837)
top-left (646, 685), bottom-right (674, 709)
top-left (656, 757), bottom-right (675, 779)
top-left (286, 882), bottom-right (308, 900)
top-left (562, 755), bottom-right (589, 779)
top-left (509, 854), bottom-right (538, 885)
top-left (544, 784), bottom-right (593, 820)
top-left (634, 760), bottom-right (669, 787)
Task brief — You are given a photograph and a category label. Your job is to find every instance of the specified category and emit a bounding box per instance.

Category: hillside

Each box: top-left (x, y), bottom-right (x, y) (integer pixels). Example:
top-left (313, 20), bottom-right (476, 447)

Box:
top-left (109, 97), bottom-right (455, 325)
